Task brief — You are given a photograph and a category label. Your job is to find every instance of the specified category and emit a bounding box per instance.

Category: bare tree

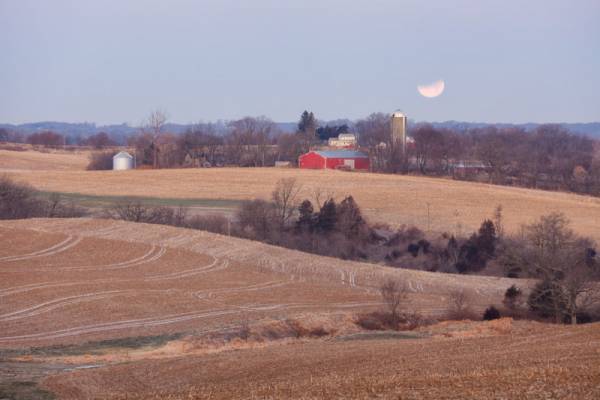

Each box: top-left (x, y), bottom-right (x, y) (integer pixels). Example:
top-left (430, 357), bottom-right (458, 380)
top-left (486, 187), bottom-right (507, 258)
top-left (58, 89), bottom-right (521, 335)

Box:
top-left (271, 178), bottom-right (302, 229)
top-left (493, 204), bottom-right (505, 239)
top-left (312, 187), bottom-right (335, 210)
top-left (447, 289), bottom-right (473, 320)
top-left (178, 123), bottom-right (224, 167)
top-left (142, 109), bottom-right (168, 168)
top-left (380, 278), bottom-right (408, 320)
top-left (227, 116), bottom-right (275, 166)
top-left (108, 200), bottom-right (182, 225)
top-left (521, 213), bottom-right (599, 324)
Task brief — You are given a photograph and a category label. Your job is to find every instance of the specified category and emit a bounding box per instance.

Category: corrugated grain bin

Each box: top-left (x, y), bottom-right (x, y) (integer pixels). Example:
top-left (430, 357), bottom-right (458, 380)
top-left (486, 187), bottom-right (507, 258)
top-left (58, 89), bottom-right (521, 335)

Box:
top-left (113, 151), bottom-right (134, 170)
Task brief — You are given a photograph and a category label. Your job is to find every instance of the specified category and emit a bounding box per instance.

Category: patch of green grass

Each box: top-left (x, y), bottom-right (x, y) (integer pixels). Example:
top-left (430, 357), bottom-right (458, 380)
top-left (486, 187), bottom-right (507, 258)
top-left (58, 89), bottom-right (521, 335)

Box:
top-left (35, 191), bottom-right (242, 210)
top-left (2, 333), bottom-right (184, 358)
top-left (0, 381), bottom-right (56, 400)
top-left (335, 331), bottom-right (426, 342)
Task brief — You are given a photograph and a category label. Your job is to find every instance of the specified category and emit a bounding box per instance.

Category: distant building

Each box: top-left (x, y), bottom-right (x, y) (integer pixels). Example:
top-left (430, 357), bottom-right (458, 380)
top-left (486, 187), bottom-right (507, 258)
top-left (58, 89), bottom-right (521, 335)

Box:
top-left (328, 133), bottom-right (357, 148)
top-left (449, 160), bottom-right (490, 177)
top-left (274, 161), bottom-right (292, 168)
top-left (391, 111), bottom-right (407, 154)
top-left (113, 151), bottom-right (134, 170)
top-left (299, 150), bottom-right (370, 171)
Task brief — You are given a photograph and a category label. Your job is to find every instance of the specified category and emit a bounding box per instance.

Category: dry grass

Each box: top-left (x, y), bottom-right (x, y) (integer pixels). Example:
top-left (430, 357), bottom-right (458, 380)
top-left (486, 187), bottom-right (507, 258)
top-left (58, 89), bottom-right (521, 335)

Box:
top-left (0, 148), bottom-right (90, 171)
top-left (4, 165), bottom-right (600, 241)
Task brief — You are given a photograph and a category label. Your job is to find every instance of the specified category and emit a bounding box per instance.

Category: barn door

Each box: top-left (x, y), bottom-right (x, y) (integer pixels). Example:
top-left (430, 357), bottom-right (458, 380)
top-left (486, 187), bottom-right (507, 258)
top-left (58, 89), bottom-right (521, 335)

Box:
top-left (344, 159), bottom-right (355, 169)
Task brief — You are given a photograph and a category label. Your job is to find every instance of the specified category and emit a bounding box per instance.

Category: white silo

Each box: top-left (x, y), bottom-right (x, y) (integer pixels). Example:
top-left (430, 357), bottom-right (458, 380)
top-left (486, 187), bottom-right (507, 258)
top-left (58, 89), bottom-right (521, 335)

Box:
top-left (112, 151), bottom-right (134, 170)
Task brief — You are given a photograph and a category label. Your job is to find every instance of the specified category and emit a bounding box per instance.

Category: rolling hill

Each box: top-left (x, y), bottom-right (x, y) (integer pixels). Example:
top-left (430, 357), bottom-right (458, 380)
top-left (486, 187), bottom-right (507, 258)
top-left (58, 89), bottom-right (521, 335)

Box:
top-left (1, 218), bottom-right (598, 399)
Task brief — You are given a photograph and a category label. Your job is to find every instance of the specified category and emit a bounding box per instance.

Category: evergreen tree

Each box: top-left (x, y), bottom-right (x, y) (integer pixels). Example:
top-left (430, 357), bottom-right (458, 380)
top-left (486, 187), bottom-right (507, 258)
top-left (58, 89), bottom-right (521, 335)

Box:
top-left (336, 196), bottom-right (366, 238)
top-left (477, 219), bottom-right (497, 257)
top-left (296, 200), bottom-right (315, 232)
top-left (316, 199), bottom-right (337, 233)
top-left (298, 110), bottom-right (317, 135)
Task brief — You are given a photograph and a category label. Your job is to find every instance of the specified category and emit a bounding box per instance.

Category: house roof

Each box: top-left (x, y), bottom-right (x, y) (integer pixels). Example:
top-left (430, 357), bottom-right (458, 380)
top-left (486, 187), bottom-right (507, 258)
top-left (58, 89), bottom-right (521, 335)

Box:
top-left (313, 150), bottom-right (369, 158)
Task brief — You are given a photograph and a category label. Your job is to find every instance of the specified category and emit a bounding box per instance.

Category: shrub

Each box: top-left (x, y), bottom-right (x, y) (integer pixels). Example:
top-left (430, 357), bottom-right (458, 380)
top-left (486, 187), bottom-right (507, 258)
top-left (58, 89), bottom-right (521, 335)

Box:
top-left (0, 176), bottom-right (85, 219)
top-left (407, 243), bottom-right (420, 257)
top-left (354, 311), bottom-right (425, 331)
top-left (355, 311), bottom-right (396, 330)
top-left (503, 285), bottom-right (523, 311)
top-left (87, 151), bottom-right (117, 170)
top-left (236, 199), bottom-right (276, 240)
top-left (0, 176), bottom-right (43, 219)
top-left (108, 201), bottom-right (186, 225)
top-left (483, 306), bottom-right (501, 320)
top-left (417, 239), bottom-right (431, 254)
top-left (186, 214), bottom-right (230, 235)
top-left (446, 290), bottom-right (476, 320)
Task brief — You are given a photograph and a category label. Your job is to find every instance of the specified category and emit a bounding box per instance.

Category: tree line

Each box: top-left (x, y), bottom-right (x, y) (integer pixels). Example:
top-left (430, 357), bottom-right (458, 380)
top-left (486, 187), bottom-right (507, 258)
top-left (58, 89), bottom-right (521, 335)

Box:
top-left (405, 123), bottom-right (600, 195)
top-left (3, 110), bottom-right (599, 196)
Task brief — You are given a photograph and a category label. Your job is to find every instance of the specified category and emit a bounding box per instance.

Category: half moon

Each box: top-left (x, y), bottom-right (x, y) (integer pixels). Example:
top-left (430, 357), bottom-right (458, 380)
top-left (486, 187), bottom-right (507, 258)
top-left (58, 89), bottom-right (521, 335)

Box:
top-left (417, 80), bottom-right (445, 98)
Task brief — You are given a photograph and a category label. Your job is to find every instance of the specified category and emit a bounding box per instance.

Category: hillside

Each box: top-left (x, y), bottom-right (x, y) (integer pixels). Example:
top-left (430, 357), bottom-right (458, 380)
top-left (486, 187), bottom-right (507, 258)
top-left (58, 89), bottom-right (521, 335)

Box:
top-left (0, 148), bottom-right (89, 171)
top-left (4, 165), bottom-right (600, 243)
top-left (0, 218), bottom-right (520, 347)
top-left (1, 219), bottom-right (598, 399)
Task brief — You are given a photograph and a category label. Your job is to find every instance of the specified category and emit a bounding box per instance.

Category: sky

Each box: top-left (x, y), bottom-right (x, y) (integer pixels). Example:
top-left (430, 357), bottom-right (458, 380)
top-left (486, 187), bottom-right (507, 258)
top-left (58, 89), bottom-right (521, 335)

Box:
top-left (1, 0), bottom-right (599, 125)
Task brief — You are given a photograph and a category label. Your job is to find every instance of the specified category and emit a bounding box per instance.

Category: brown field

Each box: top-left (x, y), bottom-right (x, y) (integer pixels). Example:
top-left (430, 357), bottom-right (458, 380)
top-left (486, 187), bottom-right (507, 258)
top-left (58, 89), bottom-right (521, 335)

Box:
top-left (5, 164), bottom-right (600, 242)
top-left (0, 148), bottom-right (90, 171)
top-left (0, 219), bottom-right (598, 399)
top-left (44, 321), bottom-right (600, 400)
top-left (0, 217), bottom-right (519, 349)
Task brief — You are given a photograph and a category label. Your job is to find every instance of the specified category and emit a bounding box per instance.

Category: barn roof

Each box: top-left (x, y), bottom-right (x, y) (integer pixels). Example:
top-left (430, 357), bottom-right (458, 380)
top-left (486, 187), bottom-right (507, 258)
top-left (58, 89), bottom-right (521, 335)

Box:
top-left (313, 150), bottom-right (369, 158)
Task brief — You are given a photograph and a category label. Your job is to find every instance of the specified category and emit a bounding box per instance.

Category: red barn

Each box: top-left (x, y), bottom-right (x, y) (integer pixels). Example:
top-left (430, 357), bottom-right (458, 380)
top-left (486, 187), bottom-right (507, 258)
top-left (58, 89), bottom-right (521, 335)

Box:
top-left (298, 150), bottom-right (370, 171)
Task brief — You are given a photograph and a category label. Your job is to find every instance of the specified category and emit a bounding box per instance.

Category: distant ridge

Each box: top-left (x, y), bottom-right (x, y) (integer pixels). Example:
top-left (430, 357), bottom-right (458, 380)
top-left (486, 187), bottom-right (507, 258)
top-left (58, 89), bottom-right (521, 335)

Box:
top-left (421, 120), bottom-right (600, 138)
top-left (1, 120), bottom-right (599, 139)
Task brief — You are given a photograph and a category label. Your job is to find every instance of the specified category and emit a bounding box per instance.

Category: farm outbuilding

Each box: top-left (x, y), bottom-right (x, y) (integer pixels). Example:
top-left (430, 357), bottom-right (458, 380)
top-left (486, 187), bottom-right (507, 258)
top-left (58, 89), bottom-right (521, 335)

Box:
top-left (298, 150), bottom-right (370, 171)
top-left (112, 151), bottom-right (134, 170)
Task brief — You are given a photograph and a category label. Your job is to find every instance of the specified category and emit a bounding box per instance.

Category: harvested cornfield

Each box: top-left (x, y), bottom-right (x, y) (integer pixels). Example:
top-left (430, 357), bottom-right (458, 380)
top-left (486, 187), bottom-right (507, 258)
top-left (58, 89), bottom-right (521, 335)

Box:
top-left (0, 218), bottom-right (521, 348)
top-left (0, 148), bottom-right (90, 171)
top-left (5, 167), bottom-right (600, 243)
top-left (1, 219), bottom-right (598, 399)
top-left (42, 320), bottom-right (600, 400)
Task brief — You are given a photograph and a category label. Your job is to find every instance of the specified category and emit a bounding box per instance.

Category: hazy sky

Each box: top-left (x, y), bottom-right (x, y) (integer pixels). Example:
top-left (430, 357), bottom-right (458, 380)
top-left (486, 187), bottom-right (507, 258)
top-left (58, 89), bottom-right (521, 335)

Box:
top-left (1, 0), bottom-right (599, 125)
